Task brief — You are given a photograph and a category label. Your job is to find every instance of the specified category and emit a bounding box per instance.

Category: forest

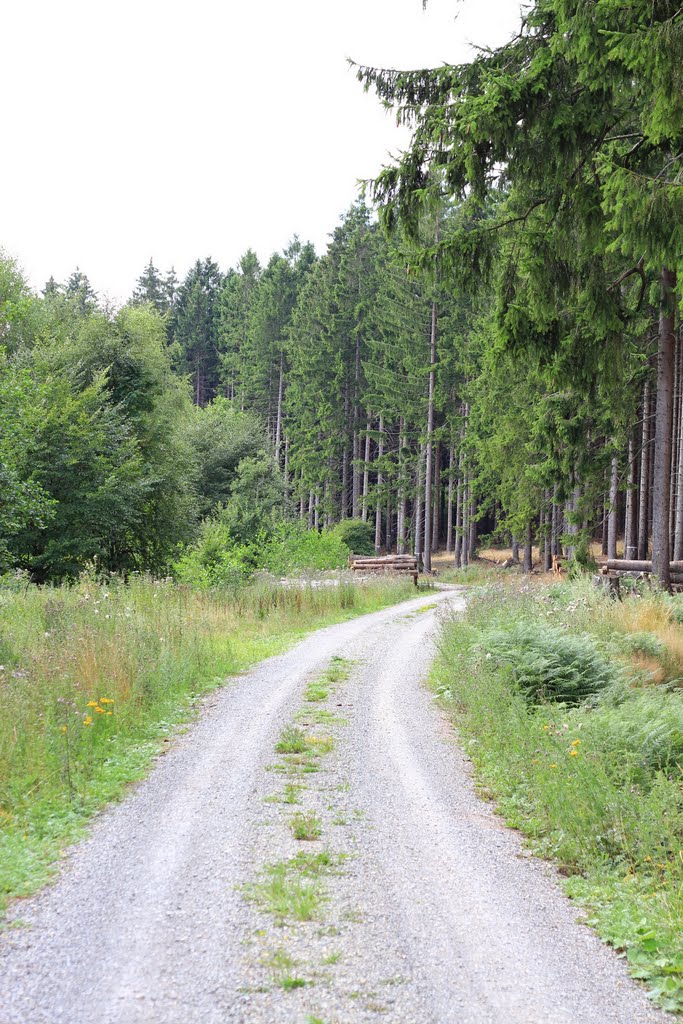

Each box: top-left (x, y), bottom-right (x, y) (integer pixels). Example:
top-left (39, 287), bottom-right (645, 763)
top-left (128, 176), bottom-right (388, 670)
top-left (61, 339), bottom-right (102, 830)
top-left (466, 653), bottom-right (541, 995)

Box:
top-left (3, 1), bottom-right (683, 1016)
top-left (2, 6), bottom-right (682, 589)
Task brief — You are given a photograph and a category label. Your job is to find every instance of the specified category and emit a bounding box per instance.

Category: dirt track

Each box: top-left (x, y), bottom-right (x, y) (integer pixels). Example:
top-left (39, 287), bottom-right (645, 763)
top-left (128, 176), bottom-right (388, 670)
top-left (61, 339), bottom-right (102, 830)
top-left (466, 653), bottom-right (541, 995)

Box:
top-left (0, 589), bottom-right (670, 1023)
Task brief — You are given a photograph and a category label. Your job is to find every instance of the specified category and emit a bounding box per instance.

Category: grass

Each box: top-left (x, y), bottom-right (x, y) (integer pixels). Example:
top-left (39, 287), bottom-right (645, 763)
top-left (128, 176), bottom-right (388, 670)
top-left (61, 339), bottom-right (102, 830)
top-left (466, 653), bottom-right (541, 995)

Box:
top-left (0, 571), bottom-right (414, 915)
top-left (290, 811), bottom-right (322, 841)
top-left (304, 656), bottom-right (353, 703)
top-left (433, 576), bottom-right (683, 1013)
top-left (248, 850), bottom-right (339, 923)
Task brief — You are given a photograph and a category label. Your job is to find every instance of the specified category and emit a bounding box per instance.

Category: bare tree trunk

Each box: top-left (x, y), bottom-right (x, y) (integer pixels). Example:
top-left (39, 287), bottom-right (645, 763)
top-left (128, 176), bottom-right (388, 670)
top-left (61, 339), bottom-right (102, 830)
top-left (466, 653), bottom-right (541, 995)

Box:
top-left (307, 491), bottom-right (314, 528)
top-left (652, 268), bottom-right (677, 588)
top-left (446, 444), bottom-right (454, 553)
top-left (523, 521), bottom-right (533, 573)
top-left (374, 414), bottom-right (384, 554)
top-left (461, 474), bottom-right (470, 567)
top-left (511, 536), bottom-right (520, 564)
top-left (607, 450), bottom-right (619, 560)
top-left (314, 493), bottom-right (320, 531)
top-left (352, 334), bottom-right (361, 518)
top-left (625, 432), bottom-right (638, 559)
top-left (361, 417), bottom-right (371, 523)
top-left (423, 304), bottom-right (437, 573)
top-left (544, 492), bottom-right (552, 571)
top-left (299, 472), bottom-right (305, 520)
top-left (414, 444), bottom-right (425, 563)
top-left (670, 332), bottom-right (681, 547)
top-left (469, 495), bottom-right (477, 561)
top-left (674, 340), bottom-right (683, 560)
top-left (431, 441), bottom-right (441, 555)
top-left (638, 383), bottom-right (651, 559)
top-left (397, 421), bottom-right (407, 555)
top-left (341, 446), bottom-right (349, 521)
top-left (454, 444), bottom-right (464, 568)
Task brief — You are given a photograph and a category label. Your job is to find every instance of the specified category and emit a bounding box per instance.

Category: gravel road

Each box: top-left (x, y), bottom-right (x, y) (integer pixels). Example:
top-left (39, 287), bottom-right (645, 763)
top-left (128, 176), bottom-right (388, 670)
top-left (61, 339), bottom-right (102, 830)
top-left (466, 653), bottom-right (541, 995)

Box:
top-left (0, 588), bottom-right (671, 1024)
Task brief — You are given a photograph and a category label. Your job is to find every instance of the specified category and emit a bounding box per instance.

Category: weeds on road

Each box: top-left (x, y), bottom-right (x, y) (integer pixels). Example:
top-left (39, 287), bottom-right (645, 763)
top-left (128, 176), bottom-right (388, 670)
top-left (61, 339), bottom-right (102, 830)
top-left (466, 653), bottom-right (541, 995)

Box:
top-left (247, 851), bottom-right (339, 923)
top-left (290, 811), bottom-right (322, 841)
top-left (433, 577), bottom-right (683, 1012)
top-left (0, 572), bottom-right (413, 914)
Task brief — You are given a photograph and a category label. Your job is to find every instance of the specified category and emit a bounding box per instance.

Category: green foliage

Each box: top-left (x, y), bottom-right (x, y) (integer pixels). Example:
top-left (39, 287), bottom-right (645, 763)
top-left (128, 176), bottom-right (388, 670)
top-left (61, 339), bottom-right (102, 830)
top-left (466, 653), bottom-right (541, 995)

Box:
top-left (433, 579), bottom-right (683, 1011)
top-left (478, 621), bottom-right (614, 706)
top-left (263, 522), bottom-right (349, 576)
top-left (331, 518), bottom-right (374, 555)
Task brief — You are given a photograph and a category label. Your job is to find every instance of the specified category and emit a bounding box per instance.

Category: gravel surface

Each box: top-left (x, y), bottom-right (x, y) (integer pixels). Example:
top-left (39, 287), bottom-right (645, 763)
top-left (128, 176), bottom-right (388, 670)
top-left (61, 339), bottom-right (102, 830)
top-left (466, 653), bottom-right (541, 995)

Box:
top-left (0, 588), bottom-right (672, 1024)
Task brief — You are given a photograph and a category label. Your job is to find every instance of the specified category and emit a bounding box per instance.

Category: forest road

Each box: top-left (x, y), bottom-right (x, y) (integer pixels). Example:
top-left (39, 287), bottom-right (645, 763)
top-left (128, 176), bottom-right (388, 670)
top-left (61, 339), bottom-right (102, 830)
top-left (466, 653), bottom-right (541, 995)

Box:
top-left (0, 587), bottom-right (671, 1024)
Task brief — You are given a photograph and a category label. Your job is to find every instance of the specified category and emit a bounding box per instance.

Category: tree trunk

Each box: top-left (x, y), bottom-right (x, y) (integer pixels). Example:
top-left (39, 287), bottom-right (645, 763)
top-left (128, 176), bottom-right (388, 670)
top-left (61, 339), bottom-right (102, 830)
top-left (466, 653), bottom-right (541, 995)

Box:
top-left (397, 421), bottom-right (407, 555)
top-left (341, 445), bottom-right (349, 521)
top-left (625, 432), bottom-right (638, 560)
top-left (361, 417), bottom-right (371, 523)
top-left (511, 536), bottom-right (520, 564)
top-left (652, 268), bottom-right (677, 588)
top-left (469, 494), bottom-right (477, 561)
top-left (423, 303), bottom-right (437, 573)
top-left (374, 415), bottom-right (384, 554)
top-left (414, 444), bottom-right (425, 562)
top-left (674, 343), bottom-right (683, 560)
top-left (523, 521), bottom-right (533, 573)
top-left (446, 444), bottom-right (454, 553)
top-left (607, 450), bottom-right (619, 561)
top-left (352, 333), bottom-right (362, 518)
top-left (431, 441), bottom-right (441, 555)
top-left (283, 437), bottom-right (290, 502)
top-left (638, 382), bottom-right (651, 559)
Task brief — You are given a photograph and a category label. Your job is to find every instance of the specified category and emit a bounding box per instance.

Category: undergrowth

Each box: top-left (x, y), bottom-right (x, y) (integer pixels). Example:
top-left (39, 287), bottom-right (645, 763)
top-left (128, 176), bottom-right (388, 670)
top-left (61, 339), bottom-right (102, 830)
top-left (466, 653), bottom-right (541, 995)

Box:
top-left (433, 577), bottom-right (683, 1013)
top-left (0, 571), bottom-right (413, 914)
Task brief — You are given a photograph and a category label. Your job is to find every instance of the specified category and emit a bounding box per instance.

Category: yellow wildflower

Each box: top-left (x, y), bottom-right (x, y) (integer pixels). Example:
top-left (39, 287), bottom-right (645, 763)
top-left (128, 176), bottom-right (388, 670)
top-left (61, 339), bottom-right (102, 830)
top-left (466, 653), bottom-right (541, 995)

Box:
top-left (83, 716), bottom-right (93, 726)
top-left (106, 711), bottom-right (113, 716)
top-left (549, 763), bottom-right (557, 769)
top-left (543, 725), bottom-right (550, 731)
top-left (570, 738), bottom-right (581, 747)
top-left (570, 749), bottom-right (578, 757)
top-left (94, 707), bottom-right (105, 714)
top-left (86, 701), bottom-right (99, 708)
top-left (60, 725), bottom-right (68, 734)
top-left (100, 698), bottom-right (114, 704)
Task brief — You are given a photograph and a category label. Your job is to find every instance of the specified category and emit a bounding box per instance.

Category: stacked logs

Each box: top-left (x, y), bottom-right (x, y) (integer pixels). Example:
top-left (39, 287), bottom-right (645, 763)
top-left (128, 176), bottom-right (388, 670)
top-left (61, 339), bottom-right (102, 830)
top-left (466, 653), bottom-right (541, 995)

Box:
top-left (349, 554), bottom-right (419, 586)
top-left (603, 559), bottom-right (683, 584)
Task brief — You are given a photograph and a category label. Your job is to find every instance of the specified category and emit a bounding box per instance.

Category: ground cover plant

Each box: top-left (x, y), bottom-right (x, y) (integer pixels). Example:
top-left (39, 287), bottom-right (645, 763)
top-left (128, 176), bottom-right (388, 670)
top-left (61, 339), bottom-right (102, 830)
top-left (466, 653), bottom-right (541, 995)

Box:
top-left (432, 577), bottom-right (683, 1012)
top-left (0, 571), bottom-right (414, 915)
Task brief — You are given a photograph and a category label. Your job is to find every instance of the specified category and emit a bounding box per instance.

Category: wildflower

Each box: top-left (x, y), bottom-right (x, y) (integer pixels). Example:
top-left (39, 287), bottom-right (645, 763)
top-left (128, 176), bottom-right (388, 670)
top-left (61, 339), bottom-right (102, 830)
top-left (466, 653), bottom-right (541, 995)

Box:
top-left (570, 738), bottom-right (581, 747)
top-left (60, 725), bottom-right (68, 734)
top-left (106, 711), bottom-right (113, 716)
top-left (549, 763), bottom-right (557, 769)
top-left (86, 701), bottom-right (99, 708)
top-left (100, 698), bottom-right (114, 704)
top-left (543, 725), bottom-right (550, 731)
top-left (83, 716), bottom-right (93, 726)
top-left (95, 707), bottom-right (105, 714)
top-left (570, 749), bottom-right (579, 757)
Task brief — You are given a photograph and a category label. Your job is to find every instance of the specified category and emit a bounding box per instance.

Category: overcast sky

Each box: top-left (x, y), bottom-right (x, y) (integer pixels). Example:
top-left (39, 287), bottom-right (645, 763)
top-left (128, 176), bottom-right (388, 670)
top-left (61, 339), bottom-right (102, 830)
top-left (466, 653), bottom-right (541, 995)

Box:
top-left (2, 0), bottom-right (524, 303)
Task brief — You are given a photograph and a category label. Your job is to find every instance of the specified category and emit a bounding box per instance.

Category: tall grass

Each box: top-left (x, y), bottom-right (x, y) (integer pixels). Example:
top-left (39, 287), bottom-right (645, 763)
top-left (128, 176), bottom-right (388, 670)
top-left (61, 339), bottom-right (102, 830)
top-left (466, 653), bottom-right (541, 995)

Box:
top-left (433, 579), bottom-right (683, 1012)
top-left (0, 571), bottom-right (414, 912)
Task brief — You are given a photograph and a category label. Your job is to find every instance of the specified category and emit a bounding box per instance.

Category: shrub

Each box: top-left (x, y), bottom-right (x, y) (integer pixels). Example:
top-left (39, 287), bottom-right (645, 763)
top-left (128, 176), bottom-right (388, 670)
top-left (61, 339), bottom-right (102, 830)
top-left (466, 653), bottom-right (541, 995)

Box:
top-left (331, 518), bottom-right (374, 555)
top-left (479, 621), bottom-right (615, 705)
top-left (262, 522), bottom-right (349, 576)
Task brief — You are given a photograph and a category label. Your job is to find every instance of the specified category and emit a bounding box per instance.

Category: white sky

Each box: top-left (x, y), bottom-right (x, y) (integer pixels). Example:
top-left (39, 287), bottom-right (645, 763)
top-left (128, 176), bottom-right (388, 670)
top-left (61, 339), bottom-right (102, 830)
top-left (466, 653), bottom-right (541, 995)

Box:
top-left (2, 0), bottom-right (524, 303)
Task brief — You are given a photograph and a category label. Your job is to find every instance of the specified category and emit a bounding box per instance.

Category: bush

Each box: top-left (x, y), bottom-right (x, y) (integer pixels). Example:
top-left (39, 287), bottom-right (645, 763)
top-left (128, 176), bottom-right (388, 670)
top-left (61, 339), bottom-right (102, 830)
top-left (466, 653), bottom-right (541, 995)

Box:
top-left (262, 522), bottom-right (349, 576)
top-left (172, 520), bottom-right (255, 589)
top-left (331, 518), bottom-right (374, 555)
top-left (479, 621), bottom-right (615, 705)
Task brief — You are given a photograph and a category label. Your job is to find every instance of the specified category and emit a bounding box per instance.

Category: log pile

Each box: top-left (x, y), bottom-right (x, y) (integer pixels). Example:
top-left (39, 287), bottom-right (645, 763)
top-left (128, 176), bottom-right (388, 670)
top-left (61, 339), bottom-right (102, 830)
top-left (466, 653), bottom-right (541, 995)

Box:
top-left (599, 559), bottom-right (683, 591)
top-left (349, 554), bottom-right (419, 586)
